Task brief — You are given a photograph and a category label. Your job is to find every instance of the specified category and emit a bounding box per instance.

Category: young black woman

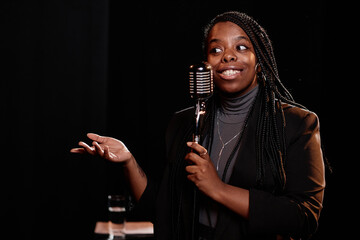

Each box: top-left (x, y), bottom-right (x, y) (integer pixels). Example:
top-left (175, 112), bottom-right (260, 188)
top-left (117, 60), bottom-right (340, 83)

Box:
top-left (71, 11), bottom-right (325, 240)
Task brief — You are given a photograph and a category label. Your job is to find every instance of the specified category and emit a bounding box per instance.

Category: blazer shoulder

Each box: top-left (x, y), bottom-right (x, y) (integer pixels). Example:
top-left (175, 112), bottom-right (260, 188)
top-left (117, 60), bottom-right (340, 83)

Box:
top-left (174, 106), bottom-right (194, 118)
top-left (165, 106), bottom-right (194, 159)
top-left (168, 106), bottom-right (194, 128)
top-left (281, 103), bottom-right (321, 145)
top-left (166, 106), bottom-right (193, 139)
top-left (281, 103), bottom-right (319, 126)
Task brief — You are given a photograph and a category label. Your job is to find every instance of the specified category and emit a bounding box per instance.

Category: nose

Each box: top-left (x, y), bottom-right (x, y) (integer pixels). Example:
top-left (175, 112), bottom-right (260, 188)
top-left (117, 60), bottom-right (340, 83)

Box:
top-left (222, 49), bottom-right (237, 63)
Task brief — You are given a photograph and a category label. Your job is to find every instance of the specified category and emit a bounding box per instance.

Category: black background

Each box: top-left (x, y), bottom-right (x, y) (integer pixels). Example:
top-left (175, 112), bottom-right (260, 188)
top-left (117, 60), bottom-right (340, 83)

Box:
top-left (1, 1), bottom-right (347, 239)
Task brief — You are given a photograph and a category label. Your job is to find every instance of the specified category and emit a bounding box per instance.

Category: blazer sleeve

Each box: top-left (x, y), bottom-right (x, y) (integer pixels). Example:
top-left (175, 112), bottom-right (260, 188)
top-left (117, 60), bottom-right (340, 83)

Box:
top-left (248, 110), bottom-right (325, 239)
top-left (130, 107), bottom-right (193, 223)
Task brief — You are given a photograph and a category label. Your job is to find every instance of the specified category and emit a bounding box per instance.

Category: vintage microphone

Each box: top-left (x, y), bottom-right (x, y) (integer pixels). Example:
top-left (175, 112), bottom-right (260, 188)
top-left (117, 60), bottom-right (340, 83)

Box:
top-left (189, 62), bottom-right (214, 143)
top-left (188, 62), bottom-right (213, 240)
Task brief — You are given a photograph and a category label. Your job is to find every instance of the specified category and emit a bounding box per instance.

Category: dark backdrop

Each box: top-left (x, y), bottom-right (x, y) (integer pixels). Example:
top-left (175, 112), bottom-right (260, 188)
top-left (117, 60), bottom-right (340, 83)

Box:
top-left (1, 1), bottom-right (345, 239)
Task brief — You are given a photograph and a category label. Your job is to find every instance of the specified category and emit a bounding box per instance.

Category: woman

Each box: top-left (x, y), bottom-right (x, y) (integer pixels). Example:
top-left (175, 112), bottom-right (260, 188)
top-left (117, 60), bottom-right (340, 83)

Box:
top-left (71, 11), bottom-right (325, 240)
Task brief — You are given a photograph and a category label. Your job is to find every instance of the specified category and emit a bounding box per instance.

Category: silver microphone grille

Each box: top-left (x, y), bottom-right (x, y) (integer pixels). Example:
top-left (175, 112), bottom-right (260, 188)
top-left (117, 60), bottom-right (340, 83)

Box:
top-left (189, 62), bottom-right (213, 100)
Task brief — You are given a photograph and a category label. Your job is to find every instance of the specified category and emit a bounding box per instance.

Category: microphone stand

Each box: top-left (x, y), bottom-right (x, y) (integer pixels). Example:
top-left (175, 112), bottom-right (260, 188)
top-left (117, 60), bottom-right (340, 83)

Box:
top-left (193, 99), bottom-right (206, 143)
top-left (191, 99), bottom-right (207, 240)
top-left (189, 62), bottom-right (213, 240)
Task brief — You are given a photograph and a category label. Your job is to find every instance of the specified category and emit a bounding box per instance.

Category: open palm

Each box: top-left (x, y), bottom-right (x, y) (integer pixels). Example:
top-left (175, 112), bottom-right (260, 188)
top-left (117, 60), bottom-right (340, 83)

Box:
top-left (70, 133), bottom-right (132, 163)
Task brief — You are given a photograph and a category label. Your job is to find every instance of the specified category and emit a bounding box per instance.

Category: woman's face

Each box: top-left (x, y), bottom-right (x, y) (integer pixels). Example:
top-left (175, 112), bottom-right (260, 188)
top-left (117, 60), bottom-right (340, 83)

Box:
top-left (206, 21), bottom-right (258, 97)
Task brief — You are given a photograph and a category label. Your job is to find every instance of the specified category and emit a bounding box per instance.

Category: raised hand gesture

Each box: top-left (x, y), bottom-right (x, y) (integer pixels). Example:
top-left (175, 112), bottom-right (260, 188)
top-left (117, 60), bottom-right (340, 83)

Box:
top-left (70, 133), bottom-right (132, 164)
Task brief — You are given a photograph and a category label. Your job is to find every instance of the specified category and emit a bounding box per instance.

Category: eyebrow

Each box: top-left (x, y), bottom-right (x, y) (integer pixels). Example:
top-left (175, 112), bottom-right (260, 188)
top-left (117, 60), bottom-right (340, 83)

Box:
top-left (209, 36), bottom-right (250, 44)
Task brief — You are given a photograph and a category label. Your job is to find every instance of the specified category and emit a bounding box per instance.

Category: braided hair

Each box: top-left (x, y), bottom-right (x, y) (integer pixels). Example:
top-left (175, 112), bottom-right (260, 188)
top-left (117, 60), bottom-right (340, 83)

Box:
top-left (202, 11), bottom-right (306, 192)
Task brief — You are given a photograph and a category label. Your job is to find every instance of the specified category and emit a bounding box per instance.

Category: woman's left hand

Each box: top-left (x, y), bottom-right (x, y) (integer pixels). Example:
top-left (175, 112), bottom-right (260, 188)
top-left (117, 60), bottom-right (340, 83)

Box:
top-left (185, 142), bottom-right (225, 200)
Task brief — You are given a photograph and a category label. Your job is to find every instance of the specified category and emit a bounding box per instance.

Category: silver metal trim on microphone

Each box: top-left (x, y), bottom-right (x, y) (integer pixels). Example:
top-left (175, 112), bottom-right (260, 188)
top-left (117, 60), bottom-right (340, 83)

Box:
top-left (189, 63), bottom-right (213, 100)
top-left (188, 62), bottom-right (214, 143)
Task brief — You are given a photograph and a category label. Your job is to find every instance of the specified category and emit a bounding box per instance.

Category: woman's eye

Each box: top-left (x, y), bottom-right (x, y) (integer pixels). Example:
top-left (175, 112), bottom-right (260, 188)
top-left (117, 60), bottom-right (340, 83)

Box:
top-left (237, 45), bottom-right (248, 51)
top-left (209, 47), bottom-right (222, 54)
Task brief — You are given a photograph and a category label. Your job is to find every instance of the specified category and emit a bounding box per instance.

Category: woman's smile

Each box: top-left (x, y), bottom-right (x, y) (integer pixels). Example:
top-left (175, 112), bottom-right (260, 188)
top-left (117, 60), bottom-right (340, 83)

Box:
top-left (217, 65), bottom-right (244, 80)
top-left (206, 21), bottom-right (258, 97)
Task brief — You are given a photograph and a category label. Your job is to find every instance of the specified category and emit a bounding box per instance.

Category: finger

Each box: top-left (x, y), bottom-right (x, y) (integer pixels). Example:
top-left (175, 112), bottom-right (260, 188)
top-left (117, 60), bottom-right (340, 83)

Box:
top-left (92, 141), bottom-right (104, 156)
top-left (187, 174), bottom-right (196, 183)
top-left (70, 148), bottom-right (86, 154)
top-left (186, 142), bottom-right (210, 160)
top-left (185, 152), bottom-right (203, 165)
top-left (78, 141), bottom-right (96, 155)
top-left (104, 145), bottom-right (111, 159)
top-left (185, 165), bottom-right (199, 174)
top-left (87, 133), bottom-right (107, 144)
top-left (187, 174), bottom-right (201, 184)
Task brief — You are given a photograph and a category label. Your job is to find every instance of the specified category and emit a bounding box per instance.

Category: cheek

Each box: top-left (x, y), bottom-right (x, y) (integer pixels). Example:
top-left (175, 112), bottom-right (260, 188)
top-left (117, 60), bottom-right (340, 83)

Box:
top-left (243, 53), bottom-right (257, 68)
top-left (206, 55), bottom-right (218, 68)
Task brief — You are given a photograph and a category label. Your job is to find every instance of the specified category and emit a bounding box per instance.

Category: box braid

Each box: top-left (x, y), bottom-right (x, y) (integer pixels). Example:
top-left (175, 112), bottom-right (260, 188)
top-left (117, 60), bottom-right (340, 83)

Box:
top-left (202, 11), bottom-right (307, 192)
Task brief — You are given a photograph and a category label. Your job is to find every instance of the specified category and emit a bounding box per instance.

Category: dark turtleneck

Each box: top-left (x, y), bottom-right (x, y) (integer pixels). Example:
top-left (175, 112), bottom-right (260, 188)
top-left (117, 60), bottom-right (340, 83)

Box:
top-left (218, 84), bottom-right (259, 124)
top-left (199, 84), bottom-right (259, 228)
top-left (214, 84), bottom-right (259, 181)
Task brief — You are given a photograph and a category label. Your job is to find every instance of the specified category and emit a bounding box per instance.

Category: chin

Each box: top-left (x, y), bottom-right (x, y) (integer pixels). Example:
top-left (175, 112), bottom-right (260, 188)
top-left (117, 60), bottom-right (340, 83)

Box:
top-left (216, 81), bottom-right (257, 97)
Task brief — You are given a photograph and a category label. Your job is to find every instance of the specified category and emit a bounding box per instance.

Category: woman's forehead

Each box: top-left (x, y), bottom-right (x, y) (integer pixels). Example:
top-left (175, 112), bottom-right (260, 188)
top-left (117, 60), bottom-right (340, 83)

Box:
top-left (207, 21), bottom-right (250, 43)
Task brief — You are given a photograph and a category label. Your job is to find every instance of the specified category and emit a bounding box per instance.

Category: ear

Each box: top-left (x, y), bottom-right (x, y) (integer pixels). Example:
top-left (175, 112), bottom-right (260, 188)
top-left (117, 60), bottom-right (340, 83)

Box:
top-left (255, 62), bottom-right (261, 73)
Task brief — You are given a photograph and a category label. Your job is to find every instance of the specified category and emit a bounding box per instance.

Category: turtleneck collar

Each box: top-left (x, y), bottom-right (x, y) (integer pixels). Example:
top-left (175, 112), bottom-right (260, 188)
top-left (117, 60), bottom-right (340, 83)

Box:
top-left (219, 84), bottom-right (259, 116)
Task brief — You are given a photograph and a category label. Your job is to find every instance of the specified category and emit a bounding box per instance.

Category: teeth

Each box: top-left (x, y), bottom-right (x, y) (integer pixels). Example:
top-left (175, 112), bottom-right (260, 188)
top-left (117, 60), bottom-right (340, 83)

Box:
top-left (222, 69), bottom-right (240, 76)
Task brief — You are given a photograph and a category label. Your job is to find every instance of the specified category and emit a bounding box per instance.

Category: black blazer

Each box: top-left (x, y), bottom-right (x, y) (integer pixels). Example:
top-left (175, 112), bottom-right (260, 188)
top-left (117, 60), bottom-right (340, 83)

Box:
top-left (136, 95), bottom-right (325, 240)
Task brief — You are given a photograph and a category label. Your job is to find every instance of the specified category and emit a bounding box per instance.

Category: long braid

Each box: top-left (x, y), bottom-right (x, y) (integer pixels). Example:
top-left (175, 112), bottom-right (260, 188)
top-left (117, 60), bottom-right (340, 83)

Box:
top-left (203, 11), bottom-right (306, 191)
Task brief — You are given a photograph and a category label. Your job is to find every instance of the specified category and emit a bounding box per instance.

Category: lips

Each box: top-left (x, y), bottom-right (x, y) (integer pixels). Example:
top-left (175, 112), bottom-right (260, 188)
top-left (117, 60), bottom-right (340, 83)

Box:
top-left (221, 69), bottom-right (241, 76)
top-left (217, 66), bottom-right (243, 80)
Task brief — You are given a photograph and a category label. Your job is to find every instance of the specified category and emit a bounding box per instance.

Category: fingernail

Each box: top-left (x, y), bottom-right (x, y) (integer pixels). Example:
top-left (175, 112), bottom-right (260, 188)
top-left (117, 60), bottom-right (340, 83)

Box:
top-left (186, 142), bottom-right (193, 147)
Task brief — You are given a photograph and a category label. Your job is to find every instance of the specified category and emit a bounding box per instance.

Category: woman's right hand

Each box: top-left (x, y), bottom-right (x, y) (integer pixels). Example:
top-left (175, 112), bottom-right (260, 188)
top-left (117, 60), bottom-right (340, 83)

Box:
top-left (70, 133), bottom-right (132, 165)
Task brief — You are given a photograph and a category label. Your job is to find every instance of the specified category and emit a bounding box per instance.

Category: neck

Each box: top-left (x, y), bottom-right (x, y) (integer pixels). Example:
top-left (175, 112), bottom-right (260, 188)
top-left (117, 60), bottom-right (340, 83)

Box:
top-left (218, 84), bottom-right (259, 116)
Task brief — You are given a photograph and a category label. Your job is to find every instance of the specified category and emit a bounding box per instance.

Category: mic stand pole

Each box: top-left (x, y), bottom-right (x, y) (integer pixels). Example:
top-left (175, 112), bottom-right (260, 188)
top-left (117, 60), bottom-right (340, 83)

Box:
top-left (193, 99), bottom-right (206, 143)
top-left (191, 99), bottom-right (206, 240)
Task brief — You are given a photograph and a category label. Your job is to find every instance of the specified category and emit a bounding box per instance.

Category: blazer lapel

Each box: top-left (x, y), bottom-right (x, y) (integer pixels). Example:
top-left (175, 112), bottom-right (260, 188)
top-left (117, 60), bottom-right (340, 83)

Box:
top-left (213, 96), bottom-right (260, 239)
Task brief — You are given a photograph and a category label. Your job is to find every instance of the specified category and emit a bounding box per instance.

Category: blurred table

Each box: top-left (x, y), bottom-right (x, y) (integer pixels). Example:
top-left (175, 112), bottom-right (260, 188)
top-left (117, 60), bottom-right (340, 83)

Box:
top-left (94, 221), bottom-right (155, 240)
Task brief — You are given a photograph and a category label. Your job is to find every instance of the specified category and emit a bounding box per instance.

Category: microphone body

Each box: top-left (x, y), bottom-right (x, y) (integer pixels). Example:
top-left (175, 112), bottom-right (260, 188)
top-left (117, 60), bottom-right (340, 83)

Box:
top-left (189, 62), bottom-right (213, 143)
